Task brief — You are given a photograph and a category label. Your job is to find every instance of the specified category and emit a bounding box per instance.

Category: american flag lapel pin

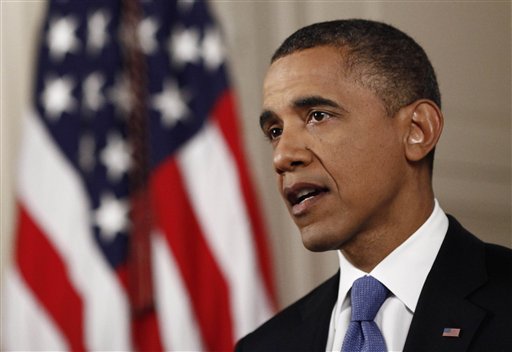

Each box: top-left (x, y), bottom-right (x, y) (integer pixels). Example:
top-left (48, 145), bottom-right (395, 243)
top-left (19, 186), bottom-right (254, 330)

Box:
top-left (442, 327), bottom-right (461, 337)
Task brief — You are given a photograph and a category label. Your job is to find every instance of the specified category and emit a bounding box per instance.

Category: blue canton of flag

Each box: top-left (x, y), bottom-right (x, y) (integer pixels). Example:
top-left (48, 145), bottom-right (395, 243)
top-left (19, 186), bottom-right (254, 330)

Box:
top-left (36, 0), bottom-right (227, 269)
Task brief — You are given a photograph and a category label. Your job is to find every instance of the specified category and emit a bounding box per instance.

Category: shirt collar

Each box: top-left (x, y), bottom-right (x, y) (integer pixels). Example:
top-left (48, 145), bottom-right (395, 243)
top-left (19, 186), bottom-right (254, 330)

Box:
top-left (335, 199), bottom-right (448, 317)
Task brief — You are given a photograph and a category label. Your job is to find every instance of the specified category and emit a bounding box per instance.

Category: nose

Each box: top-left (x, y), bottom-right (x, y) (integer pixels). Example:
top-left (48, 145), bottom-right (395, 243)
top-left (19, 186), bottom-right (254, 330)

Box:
top-left (273, 128), bottom-right (312, 174)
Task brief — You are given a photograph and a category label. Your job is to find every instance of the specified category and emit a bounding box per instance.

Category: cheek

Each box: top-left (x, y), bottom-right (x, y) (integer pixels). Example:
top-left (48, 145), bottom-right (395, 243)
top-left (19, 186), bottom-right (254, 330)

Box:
top-left (353, 122), bottom-right (401, 164)
top-left (325, 132), bottom-right (401, 192)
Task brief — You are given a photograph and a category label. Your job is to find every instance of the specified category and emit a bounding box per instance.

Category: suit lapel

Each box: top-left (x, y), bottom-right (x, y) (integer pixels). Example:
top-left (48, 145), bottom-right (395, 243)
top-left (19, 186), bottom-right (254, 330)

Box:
top-left (404, 216), bottom-right (488, 352)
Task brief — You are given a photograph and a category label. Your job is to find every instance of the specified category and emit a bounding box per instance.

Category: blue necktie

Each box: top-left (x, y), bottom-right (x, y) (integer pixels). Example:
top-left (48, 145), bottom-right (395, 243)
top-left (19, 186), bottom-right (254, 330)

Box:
top-left (341, 275), bottom-right (389, 352)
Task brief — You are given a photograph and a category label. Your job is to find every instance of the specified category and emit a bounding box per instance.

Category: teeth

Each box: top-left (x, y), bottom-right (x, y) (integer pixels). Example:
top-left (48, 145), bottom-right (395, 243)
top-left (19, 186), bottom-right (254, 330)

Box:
top-left (296, 188), bottom-right (316, 199)
top-left (286, 185), bottom-right (327, 206)
top-left (295, 188), bottom-right (322, 204)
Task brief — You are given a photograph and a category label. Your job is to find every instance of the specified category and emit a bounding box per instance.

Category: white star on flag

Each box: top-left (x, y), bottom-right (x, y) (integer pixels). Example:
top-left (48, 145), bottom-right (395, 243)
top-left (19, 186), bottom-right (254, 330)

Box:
top-left (93, 193), bottom-right (129, 242)
top-left (41, 75), bottom-right (76, 121)
top-left (100, 132), bottom-right (132, 182)
top-left (83, 72), bottom-right (105, 112)
top-left (152, 80), bottom-right (190, 127)
top-left (138, 17), bottom-right (159, 55)
top-left (202, 27), bottom-right (225, 70)
top-left (47, 16), bottom-right (80, 61)
top-left (169, 26), bottom-right (200, 66)
top-left (108, 74), bottom-right (132, 117)
top-left (87, 10), bottom-right (110, 55)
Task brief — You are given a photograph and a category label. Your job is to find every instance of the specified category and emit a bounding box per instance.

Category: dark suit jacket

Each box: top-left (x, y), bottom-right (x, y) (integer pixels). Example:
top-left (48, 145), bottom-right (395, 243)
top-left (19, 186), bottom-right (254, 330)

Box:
top-left (236, 216), bottom-right (512, 351)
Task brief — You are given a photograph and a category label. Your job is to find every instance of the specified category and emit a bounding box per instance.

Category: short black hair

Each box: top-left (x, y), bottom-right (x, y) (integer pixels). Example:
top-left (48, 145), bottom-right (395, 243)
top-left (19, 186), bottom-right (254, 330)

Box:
top-left (272, 19), bottom-right (441, 116)
top-left (271, 19), bottom-right (440, 169)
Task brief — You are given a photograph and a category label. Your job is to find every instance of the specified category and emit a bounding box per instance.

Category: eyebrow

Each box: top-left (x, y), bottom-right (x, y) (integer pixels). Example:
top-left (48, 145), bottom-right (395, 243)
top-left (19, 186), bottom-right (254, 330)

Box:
top-left (292, 96), bottom-right (342, 110)
top-left (259, 110), bottom-right (278, 130)
top-left (259, 95), bottom-right (346, 131)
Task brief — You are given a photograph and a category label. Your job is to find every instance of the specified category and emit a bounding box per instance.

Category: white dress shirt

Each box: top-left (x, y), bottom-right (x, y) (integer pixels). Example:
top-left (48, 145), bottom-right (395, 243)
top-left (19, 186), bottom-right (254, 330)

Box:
top-left (325, 199), bottom-right (449, 352)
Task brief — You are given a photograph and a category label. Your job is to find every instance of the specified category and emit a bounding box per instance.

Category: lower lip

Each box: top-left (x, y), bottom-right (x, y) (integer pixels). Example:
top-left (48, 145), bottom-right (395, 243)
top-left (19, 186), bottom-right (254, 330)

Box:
top-left (291, 192), bottom-right (327, 216)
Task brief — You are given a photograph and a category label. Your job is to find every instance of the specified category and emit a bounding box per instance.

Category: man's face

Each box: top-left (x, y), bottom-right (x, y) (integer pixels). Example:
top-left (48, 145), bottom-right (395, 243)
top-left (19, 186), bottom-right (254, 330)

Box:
top-left (261, 46), bottom-right (409, 252)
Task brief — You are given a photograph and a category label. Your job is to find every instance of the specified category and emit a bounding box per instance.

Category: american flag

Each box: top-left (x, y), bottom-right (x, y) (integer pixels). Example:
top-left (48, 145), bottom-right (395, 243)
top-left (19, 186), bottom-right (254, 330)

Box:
top-left (2, 0), bottom-right (275, 350)
top-left (442, 328), bottom-right (461, 337)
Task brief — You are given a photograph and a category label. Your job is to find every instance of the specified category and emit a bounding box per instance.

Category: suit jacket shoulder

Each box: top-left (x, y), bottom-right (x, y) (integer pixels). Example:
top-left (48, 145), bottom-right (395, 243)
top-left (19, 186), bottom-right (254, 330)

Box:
top-left (404, 215), bottom-right (512, 352)
top-left (235, 272), bottom-right (339, 352)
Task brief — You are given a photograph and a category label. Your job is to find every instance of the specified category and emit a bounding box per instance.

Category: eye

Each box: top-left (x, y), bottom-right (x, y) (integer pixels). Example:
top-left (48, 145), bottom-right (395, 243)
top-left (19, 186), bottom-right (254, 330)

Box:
top-left (266, 127), bottom-right (282, 140)
top-left (308, 111), bottom-right (331, 123)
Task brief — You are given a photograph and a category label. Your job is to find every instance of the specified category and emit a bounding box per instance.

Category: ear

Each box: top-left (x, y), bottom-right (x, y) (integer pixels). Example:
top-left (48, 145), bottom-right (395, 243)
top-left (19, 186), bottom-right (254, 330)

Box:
top-left (402, 100), bottom-right (444, 163)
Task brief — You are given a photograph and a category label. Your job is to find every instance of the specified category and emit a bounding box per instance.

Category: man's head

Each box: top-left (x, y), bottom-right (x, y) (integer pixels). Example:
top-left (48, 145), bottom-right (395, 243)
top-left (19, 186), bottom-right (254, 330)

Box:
top-left (261, 20), bottom-right (443, 263)
top-left (272, 19), bottom-right (441, 171)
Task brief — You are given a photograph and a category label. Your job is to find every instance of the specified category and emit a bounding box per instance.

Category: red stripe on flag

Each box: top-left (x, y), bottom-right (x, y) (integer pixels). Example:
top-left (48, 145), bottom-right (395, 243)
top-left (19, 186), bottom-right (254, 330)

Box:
top-left (151, 158), bottom-right (235, 350)
top-left (115, 263), bottom-right (129, 292)
top-left (131, 312), bottom-right (164, 351)
top-left (15, 203), bottom-right (86, 351)
top-left (213, 90), bottom-right (277, 308)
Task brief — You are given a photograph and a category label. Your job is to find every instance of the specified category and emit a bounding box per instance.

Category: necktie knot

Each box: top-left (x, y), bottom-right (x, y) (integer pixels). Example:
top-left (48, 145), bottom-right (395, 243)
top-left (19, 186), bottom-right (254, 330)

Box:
top-left (350, 275), bottom-right (389, 322)
top-left (342, 276), bottom-right (389, 352)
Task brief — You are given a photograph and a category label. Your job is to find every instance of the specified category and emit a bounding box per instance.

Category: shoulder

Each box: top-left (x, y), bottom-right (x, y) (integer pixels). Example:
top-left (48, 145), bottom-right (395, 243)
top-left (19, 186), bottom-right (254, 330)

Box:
top-left (452, 215), bottom-right (512, 270)
top-left (446, 215), bottom-right (512, 278)
top-left (235, 273), bottom-right (339, 352)
top-left (475, 241), bottom-right (512, 307)
top-left (445, 215), bottom-right (512, 309)
top-left (483, 241), bottom-right (512, 275)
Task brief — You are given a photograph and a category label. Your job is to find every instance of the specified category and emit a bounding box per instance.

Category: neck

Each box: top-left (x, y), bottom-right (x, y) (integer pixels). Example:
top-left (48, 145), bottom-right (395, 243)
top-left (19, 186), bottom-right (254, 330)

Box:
top-left (341, 191), bottom-right (435, 273)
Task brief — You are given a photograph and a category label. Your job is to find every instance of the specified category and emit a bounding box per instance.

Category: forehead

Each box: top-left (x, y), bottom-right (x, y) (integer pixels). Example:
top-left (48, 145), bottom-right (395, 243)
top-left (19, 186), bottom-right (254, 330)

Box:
top-left (263, 46), bottom-right (346, 97)
top-left (262, 46), bottom-right (385, 115)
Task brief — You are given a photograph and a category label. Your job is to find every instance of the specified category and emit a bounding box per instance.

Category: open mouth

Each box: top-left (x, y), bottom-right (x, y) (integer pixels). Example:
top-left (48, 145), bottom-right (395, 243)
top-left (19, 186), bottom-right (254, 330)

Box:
top-left (285, 184), bottom-right (329, 207)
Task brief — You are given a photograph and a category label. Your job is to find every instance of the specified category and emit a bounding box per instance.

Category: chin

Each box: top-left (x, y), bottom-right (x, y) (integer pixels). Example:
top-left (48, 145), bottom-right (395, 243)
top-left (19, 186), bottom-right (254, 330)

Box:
top-left (299, 226), bottom-right (344, 252)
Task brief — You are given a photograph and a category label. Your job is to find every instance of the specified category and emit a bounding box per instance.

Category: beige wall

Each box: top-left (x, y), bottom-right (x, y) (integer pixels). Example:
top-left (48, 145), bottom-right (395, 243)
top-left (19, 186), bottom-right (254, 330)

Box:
top-left (1, 1), bottom-right (47, 280)
top-left (1, 1), bottom-right (510, 310)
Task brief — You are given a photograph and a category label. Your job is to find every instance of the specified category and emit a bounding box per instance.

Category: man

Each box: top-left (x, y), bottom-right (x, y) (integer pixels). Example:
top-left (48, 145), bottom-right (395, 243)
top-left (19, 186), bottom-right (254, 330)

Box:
top-left (236, 19), bottom-right (512, 352)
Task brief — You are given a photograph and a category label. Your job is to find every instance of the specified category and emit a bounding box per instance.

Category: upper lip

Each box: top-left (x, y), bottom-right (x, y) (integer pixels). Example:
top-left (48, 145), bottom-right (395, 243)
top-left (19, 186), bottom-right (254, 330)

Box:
top-left (283, 182), bottom-right (329, 206)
